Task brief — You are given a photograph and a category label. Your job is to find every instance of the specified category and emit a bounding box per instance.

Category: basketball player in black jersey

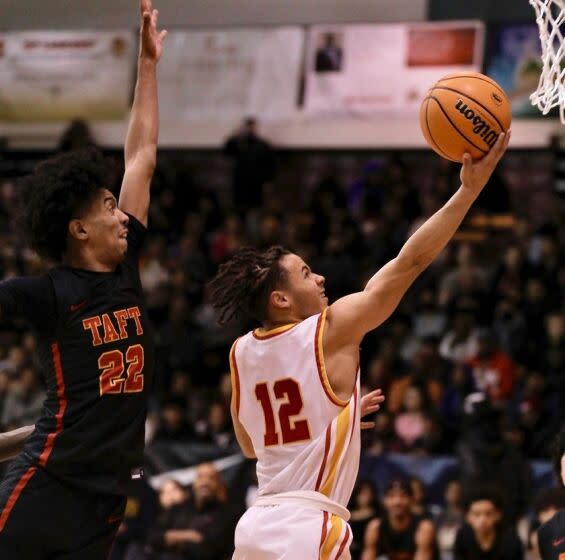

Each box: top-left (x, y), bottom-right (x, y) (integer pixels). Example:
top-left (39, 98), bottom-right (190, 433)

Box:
top-left (362, 478), bottom-right (438, 560)
top-left (0, 1), bottom-right (167, 557)
top-left (538, 427), bottom-right (565, 560)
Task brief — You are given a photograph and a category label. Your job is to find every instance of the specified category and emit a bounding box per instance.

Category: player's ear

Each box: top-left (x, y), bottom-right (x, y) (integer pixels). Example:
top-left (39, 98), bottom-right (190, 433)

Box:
top-left (68, 219), bottom-right (89, 241)
top-left (270, 290), bottom-right (290, 311)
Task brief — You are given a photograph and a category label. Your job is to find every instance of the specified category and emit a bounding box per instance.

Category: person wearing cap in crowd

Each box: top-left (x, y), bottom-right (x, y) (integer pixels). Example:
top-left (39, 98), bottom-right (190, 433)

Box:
top-left (362, 478), bottom-right (438, 560)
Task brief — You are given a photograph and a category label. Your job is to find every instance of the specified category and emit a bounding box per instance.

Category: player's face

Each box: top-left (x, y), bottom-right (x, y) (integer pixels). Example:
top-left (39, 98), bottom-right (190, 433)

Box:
top-left (279, 254), bottom-right (327, 320)
top-left (383, 489), bottom-right (412, 518)
top-left (466, 500), bottom-right (501, 535)
top-left (80, 189), bottom-right (130, 267)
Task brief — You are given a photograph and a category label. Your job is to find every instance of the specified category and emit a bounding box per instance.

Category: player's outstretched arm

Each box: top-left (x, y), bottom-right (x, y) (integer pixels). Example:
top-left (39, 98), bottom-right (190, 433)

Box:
top-left (326, 132), bottom-right (510, 351)
top-left (118, 0), bottom-right (167, 227)
top-left (0, 424), bottom-right (34, 462)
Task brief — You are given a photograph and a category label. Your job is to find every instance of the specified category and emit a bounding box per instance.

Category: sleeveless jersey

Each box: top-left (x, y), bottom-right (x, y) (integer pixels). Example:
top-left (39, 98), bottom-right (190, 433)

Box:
top-left (230, 309), bottom-right (360, 508)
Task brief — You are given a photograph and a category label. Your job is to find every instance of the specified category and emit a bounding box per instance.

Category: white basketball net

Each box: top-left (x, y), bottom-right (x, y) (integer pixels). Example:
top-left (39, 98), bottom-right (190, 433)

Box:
top-left (530, 0), bottom-right (565, 122)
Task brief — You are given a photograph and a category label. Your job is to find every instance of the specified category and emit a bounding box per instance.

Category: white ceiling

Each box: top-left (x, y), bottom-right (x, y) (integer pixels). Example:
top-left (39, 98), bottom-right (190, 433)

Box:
top-left (0, 0), bottom-right (428, 30)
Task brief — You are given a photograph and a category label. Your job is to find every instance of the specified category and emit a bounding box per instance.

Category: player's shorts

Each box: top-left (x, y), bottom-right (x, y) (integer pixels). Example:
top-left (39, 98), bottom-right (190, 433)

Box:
top-left (233, 503), bottom-right (352, 560)
top-left (0, 456), bottom-right (126, 559)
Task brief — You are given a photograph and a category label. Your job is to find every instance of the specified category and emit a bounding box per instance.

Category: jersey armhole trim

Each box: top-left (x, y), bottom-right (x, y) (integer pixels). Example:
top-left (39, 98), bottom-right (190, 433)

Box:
top-left (315, 309), bottom-right (348, 408)
top-left (229, 338), bottom-right (241, 417)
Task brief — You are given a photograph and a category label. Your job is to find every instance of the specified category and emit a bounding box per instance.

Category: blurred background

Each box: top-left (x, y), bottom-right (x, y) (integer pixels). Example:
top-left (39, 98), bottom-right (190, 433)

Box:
top-left (0, 1), bottom-right (564, 559)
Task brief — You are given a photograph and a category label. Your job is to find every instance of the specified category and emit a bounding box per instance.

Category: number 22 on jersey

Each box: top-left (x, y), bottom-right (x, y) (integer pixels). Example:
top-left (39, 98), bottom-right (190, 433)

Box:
top-left (255, 378), bottom-right (311, 446)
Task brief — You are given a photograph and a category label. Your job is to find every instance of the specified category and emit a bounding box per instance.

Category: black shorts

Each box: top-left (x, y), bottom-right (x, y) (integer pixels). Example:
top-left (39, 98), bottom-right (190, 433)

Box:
top-left (0, 457), bottom-right (126, 559)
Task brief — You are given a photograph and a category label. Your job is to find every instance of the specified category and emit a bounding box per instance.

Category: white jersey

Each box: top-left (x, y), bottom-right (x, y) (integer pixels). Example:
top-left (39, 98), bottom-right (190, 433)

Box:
top-left (230, 308), bottom-right (361, 508)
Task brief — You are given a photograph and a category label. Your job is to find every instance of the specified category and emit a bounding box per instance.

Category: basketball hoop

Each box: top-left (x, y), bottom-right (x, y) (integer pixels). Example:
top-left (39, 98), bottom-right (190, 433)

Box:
top-left (530, 0), bottom-right (565, 122)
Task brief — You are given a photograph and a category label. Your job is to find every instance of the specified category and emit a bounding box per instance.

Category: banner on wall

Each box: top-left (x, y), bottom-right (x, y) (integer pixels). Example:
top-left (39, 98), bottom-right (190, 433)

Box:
top-left (157, 27), bottom-right (303, 121)
top-left (0, 31), bottom-right (135, 122)
top-left (484, 24), bottom-right (551, 118)
top-left (303, 21), bottom-right (484, 116)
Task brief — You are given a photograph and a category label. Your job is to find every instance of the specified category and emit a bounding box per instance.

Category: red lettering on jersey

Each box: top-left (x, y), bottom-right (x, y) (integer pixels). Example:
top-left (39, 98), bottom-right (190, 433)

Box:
top-left (102, 313), bottom-right (120, 344)
top-left (113, 309), bottom-right (129, 339)
top-left (82, 316), bottom-right (103, 346)
top-left (127, 307), bottom-right (143, 335)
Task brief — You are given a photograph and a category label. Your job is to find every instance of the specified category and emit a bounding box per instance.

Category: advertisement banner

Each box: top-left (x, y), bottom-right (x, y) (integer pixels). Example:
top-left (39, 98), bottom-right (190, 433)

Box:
top-left (0, 31), bottom-right (135, 122)
top-left (484, 24), bottom-right (551, 118)
top-left (157, 27), bottom-right (304, 121)
top-left (304, 21), bottom-right (484, 116)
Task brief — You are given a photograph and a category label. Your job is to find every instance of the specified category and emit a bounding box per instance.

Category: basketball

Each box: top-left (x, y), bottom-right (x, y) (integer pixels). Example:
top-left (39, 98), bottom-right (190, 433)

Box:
top-left (419, 72), bottom-right (512, 162)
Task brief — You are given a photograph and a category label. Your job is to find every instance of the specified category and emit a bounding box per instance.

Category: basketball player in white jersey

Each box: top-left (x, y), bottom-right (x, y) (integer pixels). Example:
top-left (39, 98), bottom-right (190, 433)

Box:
top-left (209, 132), bottom-right (510, 560)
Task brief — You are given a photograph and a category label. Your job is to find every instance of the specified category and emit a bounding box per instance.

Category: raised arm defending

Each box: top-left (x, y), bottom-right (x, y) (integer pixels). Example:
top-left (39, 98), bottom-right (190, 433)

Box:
top-left (118, 0), bottom-right (167, 226)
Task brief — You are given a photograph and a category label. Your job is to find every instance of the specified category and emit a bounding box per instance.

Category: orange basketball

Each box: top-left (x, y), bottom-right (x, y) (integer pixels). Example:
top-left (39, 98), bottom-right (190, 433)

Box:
top-left (419, 72), bottom-right (512, 162)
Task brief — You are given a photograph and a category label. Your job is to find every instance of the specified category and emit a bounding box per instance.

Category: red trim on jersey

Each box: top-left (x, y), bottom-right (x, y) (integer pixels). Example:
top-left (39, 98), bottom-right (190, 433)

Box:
top-left (229, 339), bottom-right (241, 416)
top-left (319, 511), bottom-right (329, 558)
top-left (335, 525), bottom-right (351, 558)
top-left (314, 311), bottom-right (348, 407)
top-left (39, 343), bottom-right (68, 467)
top-left (349, 383), bottom-right (358, 445)
top-left (315, 425), bottom-right (332, 491)
top-left (0, 466), bottom-right (37, 532)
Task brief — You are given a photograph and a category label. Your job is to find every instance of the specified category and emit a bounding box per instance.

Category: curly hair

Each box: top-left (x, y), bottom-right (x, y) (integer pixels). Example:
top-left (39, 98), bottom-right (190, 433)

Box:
top-left (552, 426), bottom-right (565, 487)
top-left (17, 147), bottom-right (110, 262)
top-left (208, 246), bottom-right (290, 325)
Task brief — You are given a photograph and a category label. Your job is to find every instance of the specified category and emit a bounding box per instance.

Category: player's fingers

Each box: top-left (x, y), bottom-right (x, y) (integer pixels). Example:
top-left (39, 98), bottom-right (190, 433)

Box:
top-left (152, 9), bottom-right (159, 27)
top-left (140, 0), bottom-right (151, 16)
top-left (364, 405), bottom-right (381, 415)
top-left (142, 11), bottom-right (151, 30)
top-left (361, 421), bottom-right (376, 430)
top-left (159, 30), bottom-right (168, 42)
top-left (462, 152), bottom-right (472, 170)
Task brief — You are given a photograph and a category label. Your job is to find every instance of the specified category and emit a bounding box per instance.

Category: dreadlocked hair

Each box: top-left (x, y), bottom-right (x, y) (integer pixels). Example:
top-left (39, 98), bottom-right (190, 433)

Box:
top-left (209, 246), bottom-right (290, 325)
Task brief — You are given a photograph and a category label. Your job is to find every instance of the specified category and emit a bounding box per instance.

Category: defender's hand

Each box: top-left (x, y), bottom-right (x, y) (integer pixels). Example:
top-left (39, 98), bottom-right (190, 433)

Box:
top-left (360, 389), bottom-right (385, 430)
top-left (140, 0), bottom-right (167, 62)
top-left (459, 130), bottom-right (511, 198)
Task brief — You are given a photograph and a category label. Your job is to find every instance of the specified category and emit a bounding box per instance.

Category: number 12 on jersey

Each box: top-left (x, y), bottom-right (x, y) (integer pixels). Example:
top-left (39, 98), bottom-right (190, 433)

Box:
top-left (255, 378), bottom-right (311, 446)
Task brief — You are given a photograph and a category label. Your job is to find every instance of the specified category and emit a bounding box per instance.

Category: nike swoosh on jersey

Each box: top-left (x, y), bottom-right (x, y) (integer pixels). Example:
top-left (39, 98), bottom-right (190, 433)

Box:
top-left (553, 536), bottom-right (565, 547)
top-left (69, 300), bottom-right (88, 312)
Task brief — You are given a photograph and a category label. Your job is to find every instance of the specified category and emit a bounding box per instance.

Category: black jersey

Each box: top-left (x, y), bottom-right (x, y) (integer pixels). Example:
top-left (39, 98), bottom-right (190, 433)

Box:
top-left (0, 214), bottom-right (154, 495)
top-left (538, 510), bottom-right (565, 560)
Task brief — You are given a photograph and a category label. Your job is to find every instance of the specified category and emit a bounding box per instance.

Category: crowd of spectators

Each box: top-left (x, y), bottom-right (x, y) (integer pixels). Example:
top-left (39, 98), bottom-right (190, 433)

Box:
top-left (0, 120), bottom-right (564, 558)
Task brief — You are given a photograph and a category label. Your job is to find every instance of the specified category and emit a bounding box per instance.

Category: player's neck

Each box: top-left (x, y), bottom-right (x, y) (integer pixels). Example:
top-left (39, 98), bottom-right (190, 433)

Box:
top-left (63, 250), bottom-right (115, 273)
top-left (262, 313), bottom-right (301, 331)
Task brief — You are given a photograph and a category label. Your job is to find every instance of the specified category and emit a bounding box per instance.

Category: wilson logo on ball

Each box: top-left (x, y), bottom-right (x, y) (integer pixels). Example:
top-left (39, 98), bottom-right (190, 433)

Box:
top-left (455, 99), bottom-right (498, 147)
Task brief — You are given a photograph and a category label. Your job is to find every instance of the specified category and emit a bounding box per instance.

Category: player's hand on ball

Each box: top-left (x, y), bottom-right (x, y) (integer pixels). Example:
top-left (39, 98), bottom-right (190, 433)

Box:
top-left (360, 388), bottom-right (385, 430)
top-left (460, 130), bottom-right (511, 198)
top-left (140, 0), bottom-right (167, 62)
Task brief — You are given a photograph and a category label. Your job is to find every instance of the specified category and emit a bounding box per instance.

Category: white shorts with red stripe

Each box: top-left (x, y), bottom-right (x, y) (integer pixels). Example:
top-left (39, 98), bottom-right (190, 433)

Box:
top-left (233, 503), bottom-right (351, 560)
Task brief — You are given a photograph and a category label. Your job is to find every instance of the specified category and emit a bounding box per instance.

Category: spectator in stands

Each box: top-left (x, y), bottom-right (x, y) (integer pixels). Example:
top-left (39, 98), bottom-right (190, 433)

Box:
top-left (153, 397), bottom-right (194, 442)
top-left (148, 464), bottom-right (234, 560)
top-left (453, 486), bottom-right (524, 560)
top-left (145, 478), bottom-right (191, 560)
top-left (223, 118), bottom-right (275, 212)
top-left (409, 477), bottom-right (433, 519)
top-left (466, 328), bottom-right (515, 405)
top-left (393, 385), bottom-right (435, 453)
top-left (436, 480), bottom-right (465, 559)
top-left (439, 311), bottom-right (478, 364)
top-left (362, 478), bottom-right (438, 560)
top-left (195, 401), bottom-right (233, 448)
top-left (1, 366), bottom-right (44, 430)
top-left (348, 480), bottom-right (380, 560)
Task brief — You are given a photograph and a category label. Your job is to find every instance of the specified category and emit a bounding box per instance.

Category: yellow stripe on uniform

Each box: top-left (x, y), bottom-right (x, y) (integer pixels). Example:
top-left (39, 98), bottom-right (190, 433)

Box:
top-left (320, 514), bottom-right (343, 560)
top-left (319, 403), bottom-right (350, 497)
